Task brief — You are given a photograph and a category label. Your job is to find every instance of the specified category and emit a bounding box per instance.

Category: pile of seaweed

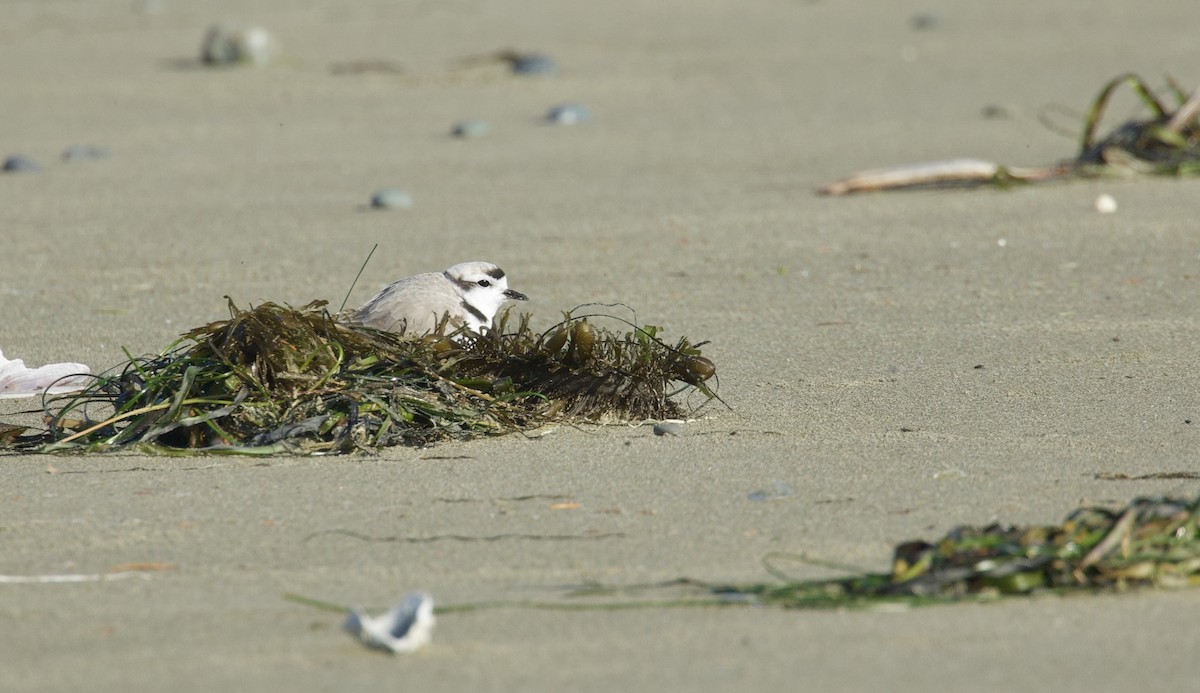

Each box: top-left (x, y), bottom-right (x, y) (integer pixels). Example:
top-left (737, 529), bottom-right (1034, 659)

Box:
top-left (1073, 74), bottom-right (1200, 174)
top-left (717, 495), bottom-right (1200, 608)
top-left (3, 299), bottom-right (717, 455)
top-left (820, 73), bottom-right (1200, 194)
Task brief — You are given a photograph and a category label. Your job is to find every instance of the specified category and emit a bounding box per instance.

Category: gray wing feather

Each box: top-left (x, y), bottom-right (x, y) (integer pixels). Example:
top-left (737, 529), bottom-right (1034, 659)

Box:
top-left (352, 272), bottom-right (463, 335)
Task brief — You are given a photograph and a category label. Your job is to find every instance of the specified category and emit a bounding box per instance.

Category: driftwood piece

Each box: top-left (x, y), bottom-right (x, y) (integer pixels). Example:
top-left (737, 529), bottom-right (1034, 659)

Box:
top-left (818, 159), bottom-right (1068, 196)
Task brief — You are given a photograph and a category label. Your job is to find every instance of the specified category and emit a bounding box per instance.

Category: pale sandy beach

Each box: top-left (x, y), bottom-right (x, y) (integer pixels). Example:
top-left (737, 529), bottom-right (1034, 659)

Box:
top-left (3, 1), bottom-right (1200, 690)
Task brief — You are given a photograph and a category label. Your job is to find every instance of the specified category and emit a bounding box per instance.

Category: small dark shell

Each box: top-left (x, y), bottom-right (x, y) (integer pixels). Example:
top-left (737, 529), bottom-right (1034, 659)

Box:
top-left (672, 355), bottom-right (715, 384)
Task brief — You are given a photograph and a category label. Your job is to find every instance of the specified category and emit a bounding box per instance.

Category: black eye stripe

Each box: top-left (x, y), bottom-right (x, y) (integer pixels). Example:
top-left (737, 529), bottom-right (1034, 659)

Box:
top-left (445, 267), bottom-right (505, 292)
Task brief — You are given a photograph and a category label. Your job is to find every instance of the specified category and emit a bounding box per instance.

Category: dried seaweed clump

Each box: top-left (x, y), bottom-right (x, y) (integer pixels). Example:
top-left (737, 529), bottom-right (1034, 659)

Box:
top-left (1073, 73), bottom-right (1200, 175)
top-left (720, 495), bottom-right (1200, 608)
top-left (820, 73), bottom-right (1200, 194)
top-left (4, 299), bottom-right (716, 455)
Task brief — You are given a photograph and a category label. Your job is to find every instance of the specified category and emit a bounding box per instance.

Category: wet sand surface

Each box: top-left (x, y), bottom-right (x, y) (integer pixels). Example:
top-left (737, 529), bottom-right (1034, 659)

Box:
top-left (2, 1), bottom-right (1200, 690)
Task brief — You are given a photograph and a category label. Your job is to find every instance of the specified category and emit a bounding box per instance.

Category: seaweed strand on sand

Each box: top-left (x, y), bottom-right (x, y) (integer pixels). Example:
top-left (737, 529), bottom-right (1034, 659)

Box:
top-left (820, 73), bottom-right (1200, 194)
top-left (1, 299), bottom-right (718, 455)
top-left (715, 495), bottom-right (1200, 609)
top-left (283, 495), bottom-right (1200, 616)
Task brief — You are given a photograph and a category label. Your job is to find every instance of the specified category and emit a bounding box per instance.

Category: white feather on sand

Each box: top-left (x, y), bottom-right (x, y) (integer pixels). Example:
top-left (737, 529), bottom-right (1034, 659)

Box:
top-left (0, 348), bottom-right (91, 399)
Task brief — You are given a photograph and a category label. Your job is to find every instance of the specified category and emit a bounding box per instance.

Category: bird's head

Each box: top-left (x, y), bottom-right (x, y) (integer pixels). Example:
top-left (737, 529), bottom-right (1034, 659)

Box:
top-left (443, 261), bottom-right (528, 331)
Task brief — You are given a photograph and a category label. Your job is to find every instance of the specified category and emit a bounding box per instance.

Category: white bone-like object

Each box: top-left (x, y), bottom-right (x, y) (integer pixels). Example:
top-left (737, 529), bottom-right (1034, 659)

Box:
top-left (0, 348), bottom-right (91, 399)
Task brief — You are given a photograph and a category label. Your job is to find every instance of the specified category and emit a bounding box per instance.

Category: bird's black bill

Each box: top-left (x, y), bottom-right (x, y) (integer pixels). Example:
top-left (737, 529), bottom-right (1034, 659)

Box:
top-left (505, 289), bottom-right (529, 301)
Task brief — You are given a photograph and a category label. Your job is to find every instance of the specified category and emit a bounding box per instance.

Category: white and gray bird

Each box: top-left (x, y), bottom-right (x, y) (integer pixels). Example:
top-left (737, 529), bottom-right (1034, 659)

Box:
top-left (350, 261), bottom-right (528, 337)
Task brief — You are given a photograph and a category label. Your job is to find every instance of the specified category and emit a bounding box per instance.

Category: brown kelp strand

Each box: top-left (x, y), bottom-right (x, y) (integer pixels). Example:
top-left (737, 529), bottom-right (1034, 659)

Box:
top-left (3, 299), bottom-right (717, 455)
top-left (715, 495), bottom-right (1200, 608)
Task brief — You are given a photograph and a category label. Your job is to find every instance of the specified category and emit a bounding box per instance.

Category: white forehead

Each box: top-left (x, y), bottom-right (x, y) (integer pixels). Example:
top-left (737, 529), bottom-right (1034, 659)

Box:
top-left (445, 261), bottom-right (506, 283)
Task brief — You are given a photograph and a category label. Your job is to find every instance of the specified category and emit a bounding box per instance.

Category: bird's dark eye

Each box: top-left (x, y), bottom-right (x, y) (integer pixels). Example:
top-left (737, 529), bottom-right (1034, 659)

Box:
top-left (477, 279), bottom-right (491, 287)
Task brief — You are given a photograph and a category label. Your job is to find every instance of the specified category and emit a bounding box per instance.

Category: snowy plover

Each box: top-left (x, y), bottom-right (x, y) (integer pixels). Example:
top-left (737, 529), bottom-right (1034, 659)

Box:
top-left (351, 261), bottom-right (528, 336)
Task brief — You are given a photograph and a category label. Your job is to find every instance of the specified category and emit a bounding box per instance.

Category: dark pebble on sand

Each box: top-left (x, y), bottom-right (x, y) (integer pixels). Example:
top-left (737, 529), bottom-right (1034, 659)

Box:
top-left (451, 120), bottom-right (491, 138)
top-left (370, 188), bottom-right (413, 209)
top-left (910, 12), bottom-right (940, 30)
top-left (2, 155), bottom-right (40, 173)
top-left (981, 103), bottom-right (1018, 120)
top-left (510, 52), bottom-right (556, 76)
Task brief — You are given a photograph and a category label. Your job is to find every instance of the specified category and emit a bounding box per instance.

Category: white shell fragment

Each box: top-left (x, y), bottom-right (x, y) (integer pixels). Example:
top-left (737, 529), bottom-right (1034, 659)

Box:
top-left (652, 421), bottom-right (683, 436)
top-left (0, 348), bottom-right (91, 399)
top-left (1094, 193), bottom-right (1118, 214)
top-left (201, 23), bottom-right (277, 67)
top-left (343, 592), bottom-right (435, 654)
top-left (546, 103), bottom-right (590, 125)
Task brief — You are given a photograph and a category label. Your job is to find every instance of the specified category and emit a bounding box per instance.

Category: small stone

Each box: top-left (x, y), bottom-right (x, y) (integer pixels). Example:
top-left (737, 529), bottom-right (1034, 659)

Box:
top-left (747, 481), bottom-right (793, 502)
top-left (510, 52), bottom-right (556, 76)
top-left (201, 23), bottom-right (277, 67)
top-left (981, 103), bottom-right (1018, 120)
top-left (546, 103), bottom-right (589, 125)
top-left (61, 145), bottom-right (111, 162)
top-left (451, 119), bottom-right (491, 138)
top-left (1094, 193), bottom-right (1117, 214)
top-left (2, 155), bottom-right (40, 173)
top-left (910, 12), bottom-right (940, 30)
top-left (652, 421), bottom-right (683, 436)
top-left (370, 188), bottom-right (413, 210)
